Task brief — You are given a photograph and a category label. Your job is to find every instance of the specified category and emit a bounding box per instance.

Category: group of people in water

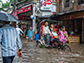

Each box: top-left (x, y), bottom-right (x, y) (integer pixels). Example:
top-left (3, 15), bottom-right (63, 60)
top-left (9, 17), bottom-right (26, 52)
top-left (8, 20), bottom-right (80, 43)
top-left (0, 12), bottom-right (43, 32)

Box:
top-left (41, 22), bottom-right (69, 47)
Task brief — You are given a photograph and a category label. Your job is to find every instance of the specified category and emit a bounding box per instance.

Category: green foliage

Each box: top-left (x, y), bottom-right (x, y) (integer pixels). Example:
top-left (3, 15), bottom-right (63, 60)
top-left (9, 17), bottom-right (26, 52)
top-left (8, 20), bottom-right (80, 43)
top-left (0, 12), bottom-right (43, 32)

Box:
top-left (0, 0), bottom-right (17, 11)
top-left (0, 0), bottom-right (23, 11)
top-left (10, 0), bottom-right (15, 3)
top-left (0, 7), bottom-right (4, 10)
top-left (3, 2), bottom-right (9, 7)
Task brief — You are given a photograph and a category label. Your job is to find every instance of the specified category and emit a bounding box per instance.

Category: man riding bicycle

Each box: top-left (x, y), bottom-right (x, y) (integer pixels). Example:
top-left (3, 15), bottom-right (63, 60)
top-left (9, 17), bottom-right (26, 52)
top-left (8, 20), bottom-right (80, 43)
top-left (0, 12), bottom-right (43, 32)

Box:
top-left (43, 22), bottom-right (52, 46)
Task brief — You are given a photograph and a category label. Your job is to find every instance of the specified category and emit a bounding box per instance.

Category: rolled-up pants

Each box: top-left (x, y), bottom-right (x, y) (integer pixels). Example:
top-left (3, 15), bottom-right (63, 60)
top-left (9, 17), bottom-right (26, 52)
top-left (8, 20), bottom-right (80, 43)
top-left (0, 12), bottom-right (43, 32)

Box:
top-left (44, 34), bottom-right (50, 45)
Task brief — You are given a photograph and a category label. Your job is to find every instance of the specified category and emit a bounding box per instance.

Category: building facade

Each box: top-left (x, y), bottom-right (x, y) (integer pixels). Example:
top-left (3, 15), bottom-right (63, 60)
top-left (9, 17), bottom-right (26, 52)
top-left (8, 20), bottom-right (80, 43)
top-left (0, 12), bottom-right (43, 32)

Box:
top-left (55, 0), bottom-right (84, 13)
top-left (54, 0), bottom-right (84, 43)
top-left (16, 0), bottom-right (56, 30)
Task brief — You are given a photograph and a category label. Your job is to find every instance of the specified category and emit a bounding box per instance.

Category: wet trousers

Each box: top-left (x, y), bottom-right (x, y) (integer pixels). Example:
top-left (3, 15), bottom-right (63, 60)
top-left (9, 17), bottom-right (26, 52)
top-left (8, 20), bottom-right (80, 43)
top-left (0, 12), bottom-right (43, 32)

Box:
top-left (44, 34), bottom-right (50, 45)
top-left (2, 56), bottom-right (15, 63)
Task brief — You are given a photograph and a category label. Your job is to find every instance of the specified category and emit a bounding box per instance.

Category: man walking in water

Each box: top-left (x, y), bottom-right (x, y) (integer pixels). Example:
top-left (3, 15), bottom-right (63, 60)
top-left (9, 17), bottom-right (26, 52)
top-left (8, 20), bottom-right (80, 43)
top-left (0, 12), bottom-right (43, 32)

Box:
top-left (0, 21), bottom-right (22, 63)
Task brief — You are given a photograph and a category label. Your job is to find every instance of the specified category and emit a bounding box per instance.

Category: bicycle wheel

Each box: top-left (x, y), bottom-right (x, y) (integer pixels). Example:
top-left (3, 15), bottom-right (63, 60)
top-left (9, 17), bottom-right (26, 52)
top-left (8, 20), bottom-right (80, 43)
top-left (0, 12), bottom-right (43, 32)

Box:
top-left (63, 45), bottom-right (71, 52)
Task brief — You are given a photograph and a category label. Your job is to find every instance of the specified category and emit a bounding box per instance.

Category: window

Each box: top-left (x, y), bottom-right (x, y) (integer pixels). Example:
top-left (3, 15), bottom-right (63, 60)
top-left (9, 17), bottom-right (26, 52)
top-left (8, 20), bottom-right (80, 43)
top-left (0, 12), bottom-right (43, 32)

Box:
top-left (78, 0), bottom-right (84, 5)
top-left (65, 0), bottom-right (69, 8)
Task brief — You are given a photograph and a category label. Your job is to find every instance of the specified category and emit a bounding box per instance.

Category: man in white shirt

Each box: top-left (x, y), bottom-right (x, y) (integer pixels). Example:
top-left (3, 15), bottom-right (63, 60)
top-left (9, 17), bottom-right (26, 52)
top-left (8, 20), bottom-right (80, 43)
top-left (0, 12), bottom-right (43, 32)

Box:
top-left (43, 22), bottom-right (51, 45)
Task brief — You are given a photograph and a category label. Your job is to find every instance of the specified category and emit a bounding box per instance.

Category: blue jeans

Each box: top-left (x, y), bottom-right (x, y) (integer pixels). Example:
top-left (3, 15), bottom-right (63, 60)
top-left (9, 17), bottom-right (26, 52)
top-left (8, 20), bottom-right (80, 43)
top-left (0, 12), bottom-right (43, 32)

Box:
top-left (2, 56), bottom-right (15, 63)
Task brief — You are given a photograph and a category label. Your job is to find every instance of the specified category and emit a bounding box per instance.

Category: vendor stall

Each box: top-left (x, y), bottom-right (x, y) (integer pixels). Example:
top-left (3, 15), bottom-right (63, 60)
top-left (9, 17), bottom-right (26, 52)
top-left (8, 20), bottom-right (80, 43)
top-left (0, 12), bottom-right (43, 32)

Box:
top-left (69, 36), bottom-right (80, 43)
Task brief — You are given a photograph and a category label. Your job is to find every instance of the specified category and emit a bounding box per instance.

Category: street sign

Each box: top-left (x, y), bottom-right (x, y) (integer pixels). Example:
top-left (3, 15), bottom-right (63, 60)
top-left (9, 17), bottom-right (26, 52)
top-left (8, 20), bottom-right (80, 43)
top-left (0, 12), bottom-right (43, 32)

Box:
top-left (40, 0), bottom-right (52, 11)
top-left (0, 2), bottom-right (2, 8)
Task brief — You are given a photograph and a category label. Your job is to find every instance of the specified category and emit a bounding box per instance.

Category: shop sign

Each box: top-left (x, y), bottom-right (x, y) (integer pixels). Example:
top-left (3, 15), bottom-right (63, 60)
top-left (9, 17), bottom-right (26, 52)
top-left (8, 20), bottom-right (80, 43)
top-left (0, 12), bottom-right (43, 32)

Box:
top-left (41, 12), bottom-right (52, 17)
top-left (18, 15), bottom-right (32, 20)
top-left (0, 2), bottom-right (2, 8)
top-left (12, 12), bottom-right (17, 18)
top-left (17, 5), bottom-right (32, 14)
top-left (40, 0), bottom-right (52, 11)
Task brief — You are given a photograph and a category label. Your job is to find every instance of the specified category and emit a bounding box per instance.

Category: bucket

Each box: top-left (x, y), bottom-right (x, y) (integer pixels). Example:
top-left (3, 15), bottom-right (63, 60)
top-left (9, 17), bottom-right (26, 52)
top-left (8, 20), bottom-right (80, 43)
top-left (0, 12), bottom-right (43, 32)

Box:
top-left (35, 34), bottom-right (39, 41)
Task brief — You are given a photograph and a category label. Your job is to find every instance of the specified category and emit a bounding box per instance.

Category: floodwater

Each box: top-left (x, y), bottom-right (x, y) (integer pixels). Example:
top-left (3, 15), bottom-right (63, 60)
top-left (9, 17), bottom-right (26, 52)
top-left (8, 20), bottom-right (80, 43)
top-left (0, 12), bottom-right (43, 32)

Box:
top-left (0, 38), bottom-right (84, 63)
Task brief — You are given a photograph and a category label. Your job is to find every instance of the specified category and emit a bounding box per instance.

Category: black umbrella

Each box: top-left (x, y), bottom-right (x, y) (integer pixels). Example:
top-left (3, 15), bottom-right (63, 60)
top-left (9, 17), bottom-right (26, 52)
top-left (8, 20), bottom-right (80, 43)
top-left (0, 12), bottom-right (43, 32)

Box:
top-left (0, 11), bottom-right (19, 22)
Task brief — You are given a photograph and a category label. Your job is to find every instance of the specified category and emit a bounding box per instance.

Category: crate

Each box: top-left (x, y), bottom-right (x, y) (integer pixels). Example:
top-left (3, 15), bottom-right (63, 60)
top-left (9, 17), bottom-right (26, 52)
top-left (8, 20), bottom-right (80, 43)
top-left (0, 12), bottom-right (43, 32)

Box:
top-left (69, 37), bottom-right (80, 43)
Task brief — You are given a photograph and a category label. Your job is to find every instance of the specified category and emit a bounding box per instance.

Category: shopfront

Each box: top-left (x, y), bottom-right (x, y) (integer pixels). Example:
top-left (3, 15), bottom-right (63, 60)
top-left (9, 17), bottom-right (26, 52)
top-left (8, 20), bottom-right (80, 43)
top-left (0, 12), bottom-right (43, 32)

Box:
top-left (18, 15), bottom-right (32, 29)
top-left (57, 10), bottom-right (84, 43)
top-left (12, 4), bottom-right (33, 29)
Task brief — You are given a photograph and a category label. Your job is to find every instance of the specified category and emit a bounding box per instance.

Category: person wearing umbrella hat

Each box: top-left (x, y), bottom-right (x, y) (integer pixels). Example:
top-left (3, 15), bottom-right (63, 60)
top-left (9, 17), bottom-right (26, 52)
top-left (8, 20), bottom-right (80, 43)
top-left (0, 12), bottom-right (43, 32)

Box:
top-left (0, 19), bottom-right (22, 63)
top-left (0, 21), bottom-right (22, 63)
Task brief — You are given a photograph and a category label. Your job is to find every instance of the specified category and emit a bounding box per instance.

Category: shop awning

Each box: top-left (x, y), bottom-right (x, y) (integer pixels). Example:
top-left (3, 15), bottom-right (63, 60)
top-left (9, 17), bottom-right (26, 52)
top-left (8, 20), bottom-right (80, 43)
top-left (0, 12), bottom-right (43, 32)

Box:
top-left (50, 9), bottom-right (84, 20)
top-left (40, 19), bottom-right (57, 24)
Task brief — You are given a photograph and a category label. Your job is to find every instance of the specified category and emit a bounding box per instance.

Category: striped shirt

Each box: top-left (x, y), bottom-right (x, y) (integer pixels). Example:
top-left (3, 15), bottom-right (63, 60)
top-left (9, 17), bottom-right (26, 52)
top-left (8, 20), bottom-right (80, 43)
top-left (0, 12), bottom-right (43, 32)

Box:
top-left (0, 24), bottom-right (22, 57)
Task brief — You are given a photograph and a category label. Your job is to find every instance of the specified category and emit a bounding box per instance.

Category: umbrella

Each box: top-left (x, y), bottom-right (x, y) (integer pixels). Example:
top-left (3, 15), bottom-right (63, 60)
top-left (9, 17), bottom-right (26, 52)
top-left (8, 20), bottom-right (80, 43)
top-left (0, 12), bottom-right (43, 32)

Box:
top-left (0, 11), bottom-right (19, 22)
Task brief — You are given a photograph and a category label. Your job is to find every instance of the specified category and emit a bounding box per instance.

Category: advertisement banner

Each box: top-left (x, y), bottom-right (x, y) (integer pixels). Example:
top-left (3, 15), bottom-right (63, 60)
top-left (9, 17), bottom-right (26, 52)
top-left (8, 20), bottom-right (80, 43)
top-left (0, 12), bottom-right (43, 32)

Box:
top-left (0, 2), bottom-right (2, 8)
top-left (17, 5), bottom-right (32, 14)
top-left (12, 5), bottom-right (32, 18)
top-left (40, 0), bottom-right (52, 11)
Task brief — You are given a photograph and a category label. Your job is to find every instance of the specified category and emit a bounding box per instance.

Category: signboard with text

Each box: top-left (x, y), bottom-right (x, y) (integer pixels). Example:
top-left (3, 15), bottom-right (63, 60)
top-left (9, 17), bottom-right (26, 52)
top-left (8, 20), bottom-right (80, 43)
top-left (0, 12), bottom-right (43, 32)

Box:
top-left (40, 0), bottom-right (52, 11)
top-left (0, 2), bottom-right (2, 8)
top-left (12, 5), bottom-right (32, 20)
top-left (18, 15), bottom-right (32, 20)
top-left (12, 5), bottom-right (32, 18)
top-left (17, 5), bottom-right (32, 14)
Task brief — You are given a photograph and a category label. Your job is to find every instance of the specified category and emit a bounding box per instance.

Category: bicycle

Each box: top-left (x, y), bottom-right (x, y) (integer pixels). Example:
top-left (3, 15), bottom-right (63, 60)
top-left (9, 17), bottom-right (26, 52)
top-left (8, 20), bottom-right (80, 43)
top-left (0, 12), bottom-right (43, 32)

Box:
top-left (36, 39), bottom-right (51, 48)
top-left (36, 38), bottom-right (71, 52)
top-left (55, 39), bottom-right (71, 52)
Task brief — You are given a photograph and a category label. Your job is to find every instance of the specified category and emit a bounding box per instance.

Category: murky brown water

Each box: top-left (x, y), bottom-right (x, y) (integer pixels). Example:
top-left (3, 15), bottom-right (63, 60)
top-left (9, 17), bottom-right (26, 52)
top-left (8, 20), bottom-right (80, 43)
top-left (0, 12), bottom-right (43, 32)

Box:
top-left (0, 37), bottom-right (84, 63)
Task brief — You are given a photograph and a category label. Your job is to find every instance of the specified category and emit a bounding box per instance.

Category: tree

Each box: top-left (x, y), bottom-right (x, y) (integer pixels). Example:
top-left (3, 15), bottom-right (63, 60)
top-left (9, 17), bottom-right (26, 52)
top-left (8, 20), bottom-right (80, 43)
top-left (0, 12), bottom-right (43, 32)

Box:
top-left (10, 0), bottom-right (15, 3)
top-left (3, 2), bottom-right (9, 8)
top-left (0, 0), bottom-right (23, 11)
top-left (0, 0), bottom-right (15, 10)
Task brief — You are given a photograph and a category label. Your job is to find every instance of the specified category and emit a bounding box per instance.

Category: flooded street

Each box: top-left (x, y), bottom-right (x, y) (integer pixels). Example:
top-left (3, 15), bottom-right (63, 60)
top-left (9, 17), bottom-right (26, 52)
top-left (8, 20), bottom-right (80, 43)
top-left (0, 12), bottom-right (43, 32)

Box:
top-left (0, 37), bottom-right (84, 63)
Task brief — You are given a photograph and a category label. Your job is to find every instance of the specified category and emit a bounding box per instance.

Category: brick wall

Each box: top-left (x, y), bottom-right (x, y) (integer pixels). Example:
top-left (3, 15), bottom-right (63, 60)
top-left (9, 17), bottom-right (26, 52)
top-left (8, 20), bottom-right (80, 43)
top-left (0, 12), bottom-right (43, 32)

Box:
top-left (55, 0), bottom-right (84, 13)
